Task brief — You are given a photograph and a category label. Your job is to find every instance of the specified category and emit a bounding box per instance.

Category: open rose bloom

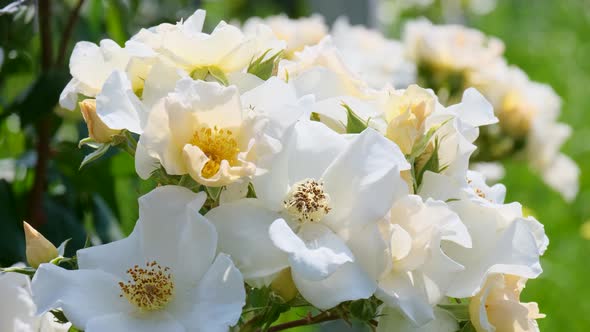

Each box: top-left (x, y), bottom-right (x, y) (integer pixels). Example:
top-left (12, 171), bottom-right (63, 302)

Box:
top-left (1, 8), bottom-right (562, 332)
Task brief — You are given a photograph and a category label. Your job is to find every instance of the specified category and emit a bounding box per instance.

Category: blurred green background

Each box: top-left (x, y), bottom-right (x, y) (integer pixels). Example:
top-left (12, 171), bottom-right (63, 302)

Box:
top-left (0, 0), bottom-right (588, 330)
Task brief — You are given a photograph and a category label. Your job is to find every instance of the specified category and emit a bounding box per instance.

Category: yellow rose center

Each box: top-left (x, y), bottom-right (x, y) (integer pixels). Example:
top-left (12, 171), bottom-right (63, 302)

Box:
top-left (190, 126), bottom-right (240, 178)
top-left (119, 261), bottom-right (174, 311)
top-left (283, 179), bottom-right (331, 223)
top-left (498, 92), bottom-right (535, 138)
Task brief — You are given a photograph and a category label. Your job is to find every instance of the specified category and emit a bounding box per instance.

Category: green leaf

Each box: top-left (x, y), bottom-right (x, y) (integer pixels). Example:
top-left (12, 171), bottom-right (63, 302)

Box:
top-left (247, 182), bottom-right (257, 198)
top-left (459, 321), bottom-right (477, 332)
top-left (349, 299), bottom-right (379, 322)
top-left (50, 310), bottom-right (70, 324)
top-left (205, 186), bottom-right (223, 201)
top-left (342, 103), bottom-right (368, 134)
top-left (247, 49), bottom-right (283, 80)
top-left (56, 238), bottom-right (72, 257)
top-left (105, 0), bottom-right (128, 45)
top-left (415, 138), bottom-right (440, 187)
top-left (78, 137), bottom-right (100, 149)
top-left (0, 266), bottom-right (36, 276)
top-left (438, 303), bottom-right (470, 321)
top-left (207, 66), bottom-right (229, 86)
top-left (408, 118), bottom-right (451, 161)
top-left (79, 143), bottom-right (110, 169)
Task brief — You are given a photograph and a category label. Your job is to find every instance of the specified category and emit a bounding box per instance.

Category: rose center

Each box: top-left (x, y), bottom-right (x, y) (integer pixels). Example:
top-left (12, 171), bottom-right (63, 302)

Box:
top-left (190, 126), bottom-right (239, 178)
top-left (283, 178), bottom-right (331, 223)
top-left (119, 261), bottom-right (174, 311)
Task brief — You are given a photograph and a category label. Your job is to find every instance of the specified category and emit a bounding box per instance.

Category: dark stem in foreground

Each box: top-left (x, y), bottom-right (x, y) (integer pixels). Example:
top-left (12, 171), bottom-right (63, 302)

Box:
top-left (265, 311), bottom-right (340, 332)
top-left (57, 0), bottom-right (86, 66)
top-left (28, 0), bottom-right (53, 228)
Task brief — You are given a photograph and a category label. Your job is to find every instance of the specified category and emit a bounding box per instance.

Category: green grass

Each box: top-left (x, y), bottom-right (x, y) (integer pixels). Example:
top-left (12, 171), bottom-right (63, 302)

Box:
top-left (469, 0), bottom-right (590, 330)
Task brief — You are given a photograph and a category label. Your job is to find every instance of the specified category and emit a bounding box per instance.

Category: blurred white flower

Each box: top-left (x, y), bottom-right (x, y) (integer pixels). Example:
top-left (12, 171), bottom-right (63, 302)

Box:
top-left (332, 17), bottom-right (416, 89)
top-left (403, 18), bottom-right (504, 72)
top-left (206, 121), bottom-right (410, 309)
top-left (278, 37), bottom-right (371, 100)
top-left (1, 264), bottom-right (70, 332)
top-left (471, 162), bottom-right (505, 183)
top-left (32, 186), bottom-right (245, 332)
top-left (474, 63), bottom-right (579, 201)
top-left (243, 14), bottom-right (328, 57)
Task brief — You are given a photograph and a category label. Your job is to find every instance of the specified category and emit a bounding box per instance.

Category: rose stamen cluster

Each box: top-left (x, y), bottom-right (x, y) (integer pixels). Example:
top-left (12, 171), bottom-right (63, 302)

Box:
top-left (119, 261), bottom-right (175, 311)
top-left (283, 179), bottom-right (332, 223)
top-left (190, 126), bottom-right (240, 179)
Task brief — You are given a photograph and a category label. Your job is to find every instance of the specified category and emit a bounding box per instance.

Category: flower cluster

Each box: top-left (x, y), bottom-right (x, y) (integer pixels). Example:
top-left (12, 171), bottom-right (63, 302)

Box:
top-left (403, 19), bottom-right (579, 201)
top-left (2, 10), bottom-right (551, 332)
top-left (242, 14), bottom-right (579, 201)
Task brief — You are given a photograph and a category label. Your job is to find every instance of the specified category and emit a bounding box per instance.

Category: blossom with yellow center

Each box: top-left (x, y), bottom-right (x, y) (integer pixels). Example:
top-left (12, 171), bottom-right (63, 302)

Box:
top-left (32, 186), bottom-right (246, 332)
top-left (190, 126), bottom-right (240, 179)
top-left (136, 79), bottom-right (266, 187)
top-left (207, 121), bottom-right (410, 310)
top-left (403, 18), bottom-right (504, 73)
top-left (497, 90), bottom-right (535, 138)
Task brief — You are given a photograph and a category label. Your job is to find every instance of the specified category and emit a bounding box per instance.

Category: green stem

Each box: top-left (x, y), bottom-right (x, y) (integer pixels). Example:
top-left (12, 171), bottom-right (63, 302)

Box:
top-left (119, 142), bottom-right (135, 157)
top-left (265, 311), bottom-right (341, 332)
top-left (124, 130), bottom-right (138, 150)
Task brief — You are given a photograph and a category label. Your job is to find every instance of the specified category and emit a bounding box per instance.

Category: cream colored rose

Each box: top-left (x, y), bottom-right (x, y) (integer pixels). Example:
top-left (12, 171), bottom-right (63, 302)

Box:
top-left (243, 14), bottom-right (327, 58)
top-left (469, 274), bottom-right (544, 332)
top-left (136, 78), bottom-right (266, 187)
top-left (384, 85), bottom-right (436, 154)
top-left (404, 18), bottom-right (504, 72)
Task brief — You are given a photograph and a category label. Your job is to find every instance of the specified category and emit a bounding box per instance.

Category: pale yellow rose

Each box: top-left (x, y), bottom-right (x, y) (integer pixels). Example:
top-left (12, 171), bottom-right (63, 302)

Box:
top-left (470, 274), bottom-right (544, 332)
top-left (384, 85), bottom-right (436, 154)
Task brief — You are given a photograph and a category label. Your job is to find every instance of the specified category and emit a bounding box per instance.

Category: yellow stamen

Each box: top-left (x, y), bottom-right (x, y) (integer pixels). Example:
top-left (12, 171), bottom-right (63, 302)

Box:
top-left (119, 261), bottom-right (174, 311)
top-left (190, 126), bottom-right (240, 178)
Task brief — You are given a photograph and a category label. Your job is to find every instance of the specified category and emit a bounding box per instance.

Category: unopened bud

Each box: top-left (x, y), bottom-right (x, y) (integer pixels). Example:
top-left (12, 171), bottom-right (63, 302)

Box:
top-left (79, 99), bottom-right (120, 143)
top-left (270, 268), bottom-right (298, 302)
top-left (23, 221), bottom-right (58, 268)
